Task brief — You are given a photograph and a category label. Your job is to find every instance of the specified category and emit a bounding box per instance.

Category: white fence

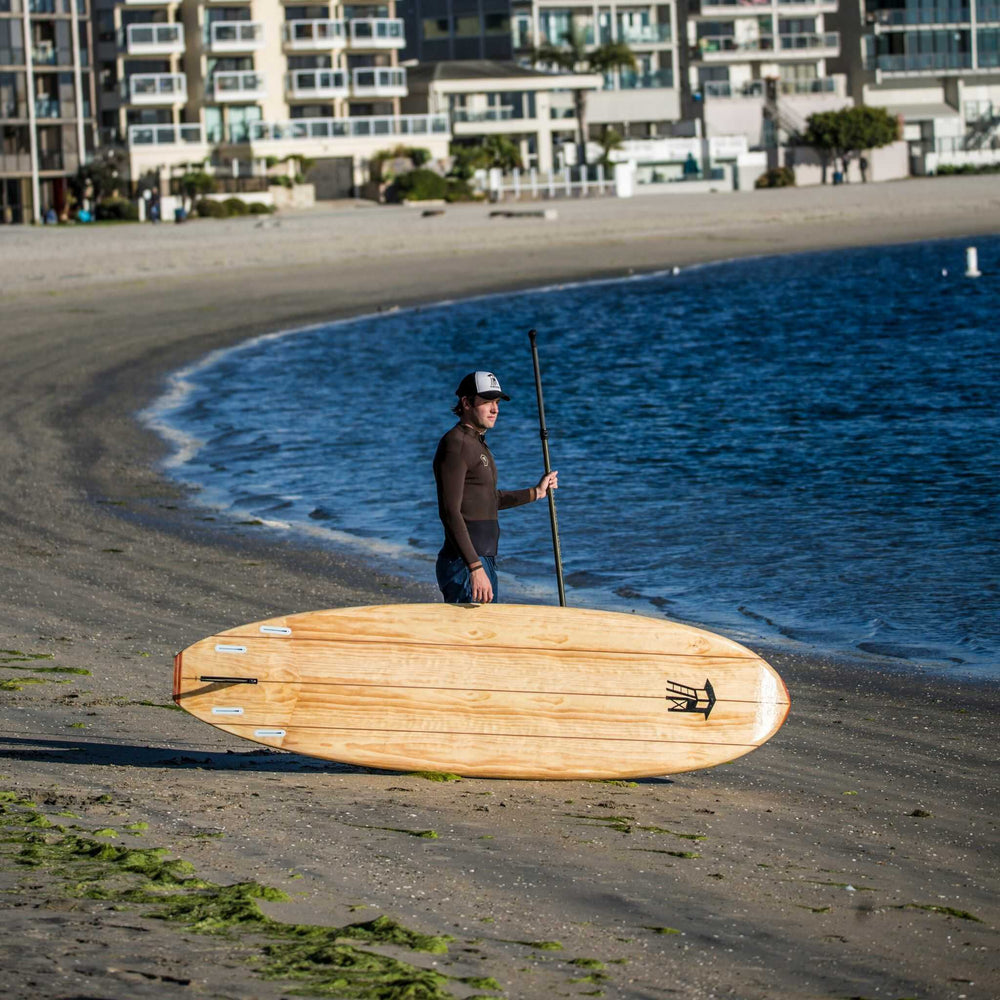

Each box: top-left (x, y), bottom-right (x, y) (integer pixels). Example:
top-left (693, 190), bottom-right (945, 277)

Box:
top-left (487, 164), bottom-right (633, 200)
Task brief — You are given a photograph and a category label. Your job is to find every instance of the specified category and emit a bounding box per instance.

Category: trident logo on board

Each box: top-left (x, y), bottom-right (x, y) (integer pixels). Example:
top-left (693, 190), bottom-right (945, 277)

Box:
top-left (664, 679), bottom-right (716, 719)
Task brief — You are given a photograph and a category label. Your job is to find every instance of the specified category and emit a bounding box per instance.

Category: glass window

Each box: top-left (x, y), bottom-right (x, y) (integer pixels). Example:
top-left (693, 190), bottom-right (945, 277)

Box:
top-left (422, 17), bottom-right (450, 39)
top-left (454, 15), bottom-right (480, 37)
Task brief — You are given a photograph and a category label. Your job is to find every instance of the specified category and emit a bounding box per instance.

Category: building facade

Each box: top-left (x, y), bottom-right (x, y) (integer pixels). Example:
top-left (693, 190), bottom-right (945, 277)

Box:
top-left (831, 0), bottom-right (1000, 170)
top-left (91, 0), bottom-right (449, 196)
top-left (511, 2), bottom-right (682, 135)
top-left (400, 0), bottom-right (514, 60)
top-left (683, 0), bottom-right (848, 146)
top-left (1, 0), bottom-right (96, 223)
top-left (403, 57), bottom-right (602, 168)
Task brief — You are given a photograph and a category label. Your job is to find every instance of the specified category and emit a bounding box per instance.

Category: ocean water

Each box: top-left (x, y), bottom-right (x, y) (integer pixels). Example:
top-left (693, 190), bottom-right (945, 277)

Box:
top-left (144, 236), bottom-right (1000, 678)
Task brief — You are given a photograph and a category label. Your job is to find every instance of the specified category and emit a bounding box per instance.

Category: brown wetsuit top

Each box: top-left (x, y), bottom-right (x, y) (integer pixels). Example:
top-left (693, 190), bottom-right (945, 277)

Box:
top-left (433, 423), bottom-right (533, 566)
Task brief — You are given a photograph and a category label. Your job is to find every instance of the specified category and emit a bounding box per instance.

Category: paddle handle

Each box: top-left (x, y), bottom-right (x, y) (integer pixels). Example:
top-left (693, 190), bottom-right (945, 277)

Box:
top-left (528, 328), bottom-right (567, 607)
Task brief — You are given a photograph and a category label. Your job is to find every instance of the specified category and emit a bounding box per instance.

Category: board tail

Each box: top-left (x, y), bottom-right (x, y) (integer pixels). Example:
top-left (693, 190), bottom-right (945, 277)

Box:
top-left (173, 651), bottom-right (183, 705)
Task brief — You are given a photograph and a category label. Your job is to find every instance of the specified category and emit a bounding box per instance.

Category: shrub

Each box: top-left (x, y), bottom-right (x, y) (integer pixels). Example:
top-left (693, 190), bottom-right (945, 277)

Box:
top-left (222, 197), bottom-right (250, 216)
top-left (755, 166), bottom-right (796, 188)
top-left (95, 196), bottom-right (138, 221)
top-left (194, 198), bottom-right (225, 218)
top-left (268, 175), bottom-right (293, 188)
top-left (444, 178), bottom-right (482, 203)
top-left (408, 147), bottom-right (432, 167)
top-left (391, 168), bottom-right (449, 202)
top-left (935, 162), bottom-right (1000, 176)
top-left (248, 202), bottom-right (274, 215)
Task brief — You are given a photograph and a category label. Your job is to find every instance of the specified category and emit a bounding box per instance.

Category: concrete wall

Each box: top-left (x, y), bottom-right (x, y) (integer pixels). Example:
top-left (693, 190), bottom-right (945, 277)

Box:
top-left (785, 140), bottom-right (909, 185)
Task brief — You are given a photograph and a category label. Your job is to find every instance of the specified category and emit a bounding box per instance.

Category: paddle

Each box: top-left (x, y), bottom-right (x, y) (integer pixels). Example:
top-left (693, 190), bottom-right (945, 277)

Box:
top-left (528, 328), bottom-right (567, 607)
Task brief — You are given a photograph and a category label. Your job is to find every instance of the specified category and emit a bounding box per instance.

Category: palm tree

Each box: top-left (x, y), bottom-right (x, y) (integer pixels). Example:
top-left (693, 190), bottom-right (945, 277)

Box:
top-left (534, 30), bottom-right (636, 167)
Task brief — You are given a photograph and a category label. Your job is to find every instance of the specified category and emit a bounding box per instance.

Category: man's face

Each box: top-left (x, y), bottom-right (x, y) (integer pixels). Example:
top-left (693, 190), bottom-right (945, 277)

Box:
top-left (464, 395), bottom-right (499, 431)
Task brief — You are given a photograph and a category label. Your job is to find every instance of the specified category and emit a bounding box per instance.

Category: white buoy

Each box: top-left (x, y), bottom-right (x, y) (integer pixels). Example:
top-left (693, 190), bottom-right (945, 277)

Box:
top-left (965, 246), bottom-right (981, 278)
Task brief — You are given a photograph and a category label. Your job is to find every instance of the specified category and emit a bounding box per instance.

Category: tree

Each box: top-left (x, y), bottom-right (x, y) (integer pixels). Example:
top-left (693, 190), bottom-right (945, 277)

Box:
top-left (534, 31), bottom-right (636, 166)
top-left (803, 106), bottom-right (900, 183)
top-left (70, 151), bottom-right (123, 207)
top-left (448, 136), bottom-right (523, 178)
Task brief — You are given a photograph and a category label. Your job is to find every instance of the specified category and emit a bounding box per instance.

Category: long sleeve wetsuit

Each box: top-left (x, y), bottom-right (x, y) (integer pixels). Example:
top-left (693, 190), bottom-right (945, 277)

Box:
top-left (433, 423), bottom-right (533, 567)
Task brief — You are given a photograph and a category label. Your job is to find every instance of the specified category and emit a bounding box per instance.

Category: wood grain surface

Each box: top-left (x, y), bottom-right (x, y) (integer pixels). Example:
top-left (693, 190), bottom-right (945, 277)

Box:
top-left (174, 604), bottom-right (790, 779)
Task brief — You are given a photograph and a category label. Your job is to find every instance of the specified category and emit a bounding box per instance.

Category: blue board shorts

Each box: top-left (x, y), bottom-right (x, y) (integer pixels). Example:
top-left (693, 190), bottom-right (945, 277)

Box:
top-left (436, 552), bottom-right (499, 604)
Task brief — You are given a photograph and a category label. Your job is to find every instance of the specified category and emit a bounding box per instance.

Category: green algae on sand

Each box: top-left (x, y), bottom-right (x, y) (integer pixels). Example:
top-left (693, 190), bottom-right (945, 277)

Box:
top-left (0, 794), bottom-right (497, 1000)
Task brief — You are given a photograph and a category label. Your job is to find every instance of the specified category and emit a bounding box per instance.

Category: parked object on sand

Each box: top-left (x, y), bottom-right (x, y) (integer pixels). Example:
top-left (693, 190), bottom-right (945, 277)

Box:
top-left (174, 603), bottom-right (789, 780)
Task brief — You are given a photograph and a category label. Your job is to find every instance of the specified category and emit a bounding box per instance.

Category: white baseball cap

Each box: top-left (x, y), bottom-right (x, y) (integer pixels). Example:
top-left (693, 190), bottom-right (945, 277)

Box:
top-left (455, 371), bottom-right (510, 401)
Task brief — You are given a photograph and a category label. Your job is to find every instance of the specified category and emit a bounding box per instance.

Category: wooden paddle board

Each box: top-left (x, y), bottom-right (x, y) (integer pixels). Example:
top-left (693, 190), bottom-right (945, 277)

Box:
top-left (173, 603), bottom-right (789, 780)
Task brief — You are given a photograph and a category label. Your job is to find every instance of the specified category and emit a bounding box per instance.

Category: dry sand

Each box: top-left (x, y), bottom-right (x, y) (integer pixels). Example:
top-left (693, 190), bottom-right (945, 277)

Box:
top-left (0, 177), bottom-right (997, 1000)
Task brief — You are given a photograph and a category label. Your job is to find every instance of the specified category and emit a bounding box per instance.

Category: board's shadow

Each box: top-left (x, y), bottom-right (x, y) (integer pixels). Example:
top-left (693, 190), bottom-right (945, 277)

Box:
top-left (0, 735), bottom-right (673, 783)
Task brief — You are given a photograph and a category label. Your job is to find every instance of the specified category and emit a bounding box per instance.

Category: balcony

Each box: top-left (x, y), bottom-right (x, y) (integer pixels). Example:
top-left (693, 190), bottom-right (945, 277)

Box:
top-left (868, 6), bottom-right (972, 25)
top-left (619, 67), bottom-right (674, 89)
top-left (699, 0), bottom-right (837, 12)
top-left (35, 97), bottom-right (60, 118)
top-left (126, 72), bottom-right (187, 104)
top-left (286, 68), bottom-right (348, 99)
top-left (453, 106), bottom-right (517, 122)
top-left (206, 21), bottom-right (264, 53)
top-left (124, 23), bottom-right (185, 56)
top-left (618, 24), bottom-right (672, 45)
top-left (695, 31), bottom-right (838, 60)
top-left (123, 0), bottom-right (176, 5)
top-left (874, 52), bottom-right (973, 72)
top-left (282, 19), bottom-right (346, 51)
top-left (246, 113), bottom-right (448, 144)
top-left (348, 18), bottom-right (405, 49)
top-left (351, 66), bottom-right (406, 97)
top-left (703, 76), bottom-right (838, 97)
top-left (210, 70), bottom-right (266, 101)
top-left (128, 122), bottom-right (205, 146)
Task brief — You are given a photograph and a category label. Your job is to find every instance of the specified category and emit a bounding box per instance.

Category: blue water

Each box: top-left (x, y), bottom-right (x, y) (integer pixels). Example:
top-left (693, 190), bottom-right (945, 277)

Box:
top-left (144, 236), bottom-right (1000, 678)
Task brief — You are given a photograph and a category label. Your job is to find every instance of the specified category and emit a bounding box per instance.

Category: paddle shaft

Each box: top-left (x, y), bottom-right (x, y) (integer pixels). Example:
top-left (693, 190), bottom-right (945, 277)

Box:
top-left (528, 328), bottom-right (567, 607)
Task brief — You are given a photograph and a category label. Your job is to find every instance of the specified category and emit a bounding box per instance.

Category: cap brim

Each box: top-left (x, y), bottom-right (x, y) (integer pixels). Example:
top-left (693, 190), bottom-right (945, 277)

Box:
top-left (477, 391), bottom-right (510, 401)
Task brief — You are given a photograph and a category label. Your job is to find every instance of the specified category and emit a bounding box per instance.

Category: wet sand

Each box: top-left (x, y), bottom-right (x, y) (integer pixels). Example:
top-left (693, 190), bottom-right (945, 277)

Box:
top-left (1, 178), bottom-right (998, 999)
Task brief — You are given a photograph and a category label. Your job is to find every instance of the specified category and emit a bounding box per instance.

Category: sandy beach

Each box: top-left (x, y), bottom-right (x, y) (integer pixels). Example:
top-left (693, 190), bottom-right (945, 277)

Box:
top-left (1, 177), bottom-right (997, 1000)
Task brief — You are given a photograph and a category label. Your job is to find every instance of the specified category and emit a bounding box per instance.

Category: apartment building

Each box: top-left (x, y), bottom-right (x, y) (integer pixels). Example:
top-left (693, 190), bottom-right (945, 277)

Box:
top-left (403, 57), bottom-right (602, 168)
top-left (1, 0), bottom-right (96, 223)
top-left (830, 0), bottom-right (1000, 170)
top-left (91, 0), bottom-right (449, 195)
top-left (683, 0), bottom-right (848, 146)
top-left (507, 2), bottom-right (682, 136)
top-left (399, 0), bottom-right (514, 60)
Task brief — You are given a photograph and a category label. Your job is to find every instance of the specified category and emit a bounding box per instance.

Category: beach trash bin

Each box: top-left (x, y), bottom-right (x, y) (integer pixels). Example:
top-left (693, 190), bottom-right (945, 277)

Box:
top-left (833, 170), bottom-right (843, 185)
top-left (174, 207), bottom-right (186, 223)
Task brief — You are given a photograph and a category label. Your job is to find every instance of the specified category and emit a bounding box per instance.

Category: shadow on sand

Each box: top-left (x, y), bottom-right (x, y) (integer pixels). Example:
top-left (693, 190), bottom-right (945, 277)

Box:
top-left (0, 734), bottom-right (368, 773)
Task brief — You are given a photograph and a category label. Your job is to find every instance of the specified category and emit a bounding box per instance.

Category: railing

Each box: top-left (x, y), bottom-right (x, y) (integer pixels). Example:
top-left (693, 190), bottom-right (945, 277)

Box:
top-left (351, 66), bottom-right (406, 95)
top-left (124, 23), bottom-right (185, 53)
top-left (348, 17), bottom-right (405, 48)
top-left (127, 73), bottom-right (187, 102)
top-left (128, 122), bottom-right (205, 146)
top-left (286, 68), bottom-right (348, 97)
top-left (619, 68), bottom-right (674, 89)
top-left (282, 19), bottom-right (346, 47)
top-left (246, 113), bottom-right (449, 143)
top-left (452, 106), bottom-right (516, 122)
top-left (703, 79), bottom-right (762, 97)
top-left (618, 24), bottom-right (672, 44)
top-left (780, 76), bottom-right (836, 93)
top-left (778, 31), bottom-right (839, 50)
top-left (875, 52), bottom-right (972, 71)
top-left (207, 21), bottom-right (264, 50)
top-left (211, 70), bottom-right (266, 98)
top-left (31, 46), bottom-right (60, 66)
top-left (869, 6), bottom-right (971, 24)
top-left (35, 97), bottom-right (60, 117)
top-left (39, 151), bottom-right (64, 170)
top-left (490, 165), bottom-right (619, 201)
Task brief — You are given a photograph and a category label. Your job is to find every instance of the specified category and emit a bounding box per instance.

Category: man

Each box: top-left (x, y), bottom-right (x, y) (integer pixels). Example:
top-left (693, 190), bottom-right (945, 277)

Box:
top-left (434, 371), bottom-right (558, 604)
